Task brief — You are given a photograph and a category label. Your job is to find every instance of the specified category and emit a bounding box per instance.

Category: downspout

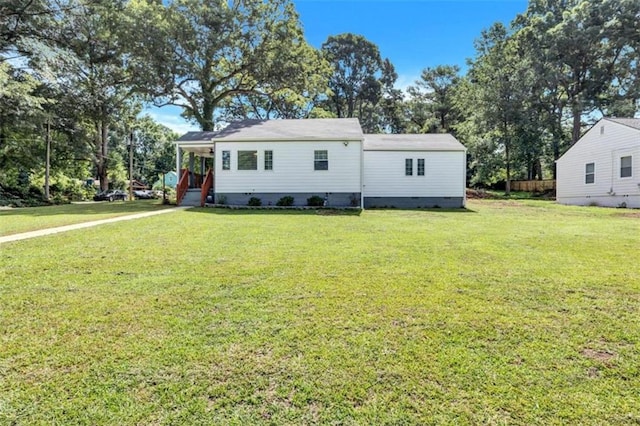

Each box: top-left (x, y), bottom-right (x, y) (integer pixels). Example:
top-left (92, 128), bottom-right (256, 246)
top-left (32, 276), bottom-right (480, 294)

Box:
top-left (360, 138), bottom-right (364, 209)
top-left (463, 148), bottom-right (467, 208)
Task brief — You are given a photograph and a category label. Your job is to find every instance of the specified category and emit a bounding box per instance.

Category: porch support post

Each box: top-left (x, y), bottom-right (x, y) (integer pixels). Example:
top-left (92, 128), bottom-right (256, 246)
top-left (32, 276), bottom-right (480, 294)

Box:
top-left (175, 143), bottom-right (182, 183)
top-left (200, 156), bottom-right (205, 176)
top-left (188, 152), bottom-right (195, 187)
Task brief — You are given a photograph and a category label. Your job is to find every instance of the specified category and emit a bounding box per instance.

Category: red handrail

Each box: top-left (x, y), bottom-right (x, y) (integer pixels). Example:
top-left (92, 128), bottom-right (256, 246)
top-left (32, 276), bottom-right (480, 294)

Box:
top-left (176, 168), bottom-right (189, 206)
top-left (200, 168), bottom-right (214, 207)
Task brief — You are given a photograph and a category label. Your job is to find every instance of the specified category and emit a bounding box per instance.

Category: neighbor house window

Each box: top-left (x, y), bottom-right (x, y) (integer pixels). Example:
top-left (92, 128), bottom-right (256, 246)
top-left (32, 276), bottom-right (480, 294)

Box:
top-left (585, 162), bottom-right (595, 184)
top-left (222, 151), bottom-right (230, 170)
top-left (314, 150), bottom-right (328, 170)
top-left (417, 158), bottom-right (425, 176)
top-left (405, 159), bottom-right (413, 176)
top-left (264, 150), bottom-right (273, 170)
top-left (238, 150), bottom-right (258, 170)
top-left (620, 156), bottom-right (632, 178)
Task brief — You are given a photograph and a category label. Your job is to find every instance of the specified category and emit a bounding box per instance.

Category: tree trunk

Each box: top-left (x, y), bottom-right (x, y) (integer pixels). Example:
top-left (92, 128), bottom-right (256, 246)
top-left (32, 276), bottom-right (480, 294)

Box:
top-left (96, 119), bottom-right (110, 191)
top-left (505, 139), bottom-right (511, 196)
top-left (571, 104), bottom-right (582, 145)
top-left (535, 158), bottom-right (543, 180)
top-left (45, 120), bottom-right (51, 200)
top-left (201, 100), bottom-right (215, 131)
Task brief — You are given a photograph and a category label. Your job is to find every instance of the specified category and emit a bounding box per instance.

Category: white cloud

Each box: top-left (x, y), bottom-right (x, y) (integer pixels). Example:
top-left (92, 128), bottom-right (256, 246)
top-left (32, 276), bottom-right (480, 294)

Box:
top-left (143, 106), bottom-right (199, 135)
top-left (395, 73), bottom-right (420, 93)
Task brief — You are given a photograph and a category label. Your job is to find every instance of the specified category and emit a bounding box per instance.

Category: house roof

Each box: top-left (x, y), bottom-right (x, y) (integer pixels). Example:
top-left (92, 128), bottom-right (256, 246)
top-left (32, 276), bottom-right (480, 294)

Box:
top-left (363, 133), bottom-right (466, 151)
top-left (177, 118), bottom-right (364, 143)
top-left (606, 117), bottom-right (640, 131)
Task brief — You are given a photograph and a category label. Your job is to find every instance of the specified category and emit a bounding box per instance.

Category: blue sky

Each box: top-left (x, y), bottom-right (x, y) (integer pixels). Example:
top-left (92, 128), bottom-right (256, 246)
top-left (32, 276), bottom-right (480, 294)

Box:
top-left (149, 0), bottom-right (529, 134)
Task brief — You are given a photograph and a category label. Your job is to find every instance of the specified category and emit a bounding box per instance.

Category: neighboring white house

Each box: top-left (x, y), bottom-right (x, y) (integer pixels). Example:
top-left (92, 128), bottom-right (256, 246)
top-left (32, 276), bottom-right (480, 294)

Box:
top-left (174, 118), bottom-right (466, 208)
top-left (363, 134), bottom-right (466, 208)
top-left (557, 118), bottom-right (640, 208)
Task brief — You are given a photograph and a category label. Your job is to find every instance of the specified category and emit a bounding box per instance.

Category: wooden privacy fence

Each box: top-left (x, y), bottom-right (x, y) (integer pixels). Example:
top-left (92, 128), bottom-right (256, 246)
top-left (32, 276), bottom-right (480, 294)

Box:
top-left (510, 179), bottom-right (556, 192)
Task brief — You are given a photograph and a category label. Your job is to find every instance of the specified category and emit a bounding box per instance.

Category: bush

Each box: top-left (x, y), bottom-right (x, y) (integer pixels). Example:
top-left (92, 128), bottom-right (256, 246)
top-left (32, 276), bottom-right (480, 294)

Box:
top-left (248, 197), bottom-right (262, 207)
top-left (307, 195), bottom-right (324, 207)
top-left (276, 196), bottom-right (294, 207)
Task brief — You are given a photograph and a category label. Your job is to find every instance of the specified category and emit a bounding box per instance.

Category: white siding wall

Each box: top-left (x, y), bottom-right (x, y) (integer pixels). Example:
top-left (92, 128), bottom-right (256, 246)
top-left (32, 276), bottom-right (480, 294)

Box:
top-left (214, 140), bottom-right (362, 193)
top-left (557, 120), bottom-right (640, 207)
top-left (363, 151), bottom-right (465, 197)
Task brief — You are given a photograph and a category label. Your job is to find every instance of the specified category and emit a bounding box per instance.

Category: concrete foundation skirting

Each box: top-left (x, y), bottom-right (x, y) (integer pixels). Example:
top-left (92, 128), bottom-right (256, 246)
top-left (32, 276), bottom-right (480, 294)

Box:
top-left (216, 192), bottom-right (361, 207)
top-left (364, 196), bottom-right (464, 209)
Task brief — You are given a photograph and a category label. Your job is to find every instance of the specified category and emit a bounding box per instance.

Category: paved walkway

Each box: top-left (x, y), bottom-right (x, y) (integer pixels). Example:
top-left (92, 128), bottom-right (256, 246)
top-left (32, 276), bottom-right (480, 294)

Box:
top-left (0, 207), bottom-right (190, 244)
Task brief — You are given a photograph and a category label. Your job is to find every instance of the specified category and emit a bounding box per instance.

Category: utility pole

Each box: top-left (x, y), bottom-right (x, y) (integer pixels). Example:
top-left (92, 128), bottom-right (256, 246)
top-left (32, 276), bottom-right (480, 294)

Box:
top-left (45, 119), bottom-right (51, 201)
top-left (129, 129), bottom-right (134, 201)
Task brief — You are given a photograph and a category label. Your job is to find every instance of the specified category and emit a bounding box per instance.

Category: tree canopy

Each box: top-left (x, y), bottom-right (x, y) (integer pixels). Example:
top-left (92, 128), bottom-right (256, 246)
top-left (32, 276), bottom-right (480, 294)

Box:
top-left (1, 0), bottom-right (639, 203)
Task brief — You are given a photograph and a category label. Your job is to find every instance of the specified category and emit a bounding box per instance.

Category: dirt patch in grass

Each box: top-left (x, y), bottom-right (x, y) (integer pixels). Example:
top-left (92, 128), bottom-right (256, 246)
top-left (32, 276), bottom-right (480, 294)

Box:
top-left (581, 348), bottom-right (616, 363)
top-left (616, 211), bottom-right (640, 218)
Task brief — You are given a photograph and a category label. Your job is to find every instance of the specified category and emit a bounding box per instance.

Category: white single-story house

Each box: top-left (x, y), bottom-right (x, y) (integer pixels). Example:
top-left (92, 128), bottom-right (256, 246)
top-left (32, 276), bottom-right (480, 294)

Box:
top-left (174, 118), bottom-right (466, 208)
top-left (363, 134), bottom-right (466, 208)
top-left (557, 117), bottom-right (640, 208)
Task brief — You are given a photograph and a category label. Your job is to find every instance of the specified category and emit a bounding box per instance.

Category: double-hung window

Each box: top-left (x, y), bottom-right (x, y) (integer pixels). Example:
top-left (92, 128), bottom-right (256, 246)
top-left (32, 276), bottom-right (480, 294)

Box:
top-left (238, 151), bottom-right (258, 170)
top-left (620, 156), bottom-right (632, 178)
top-left (417, 159), bottom-right (425, 176)
top-left (222, 151), bottom-right (230, 170)
top-left (585, 162), bottom-right (595, 184)
top-left (405, 159), bottom-right (413, 176)
top-left (264, 150), bottom-right (273, 171)
top-left (314, 150), bottom-right (328, 170)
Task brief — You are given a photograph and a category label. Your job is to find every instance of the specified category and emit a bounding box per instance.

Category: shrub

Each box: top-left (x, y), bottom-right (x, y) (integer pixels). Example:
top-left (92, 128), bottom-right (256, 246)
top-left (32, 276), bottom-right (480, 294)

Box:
top-left (307, 195), bottom-right (324, 207)
top-left (217, 195), bottom-right (227, 205)
top-left (276, 196), bottom-right (294, 207)
top-left (248, 197), bottom-right (262, 207)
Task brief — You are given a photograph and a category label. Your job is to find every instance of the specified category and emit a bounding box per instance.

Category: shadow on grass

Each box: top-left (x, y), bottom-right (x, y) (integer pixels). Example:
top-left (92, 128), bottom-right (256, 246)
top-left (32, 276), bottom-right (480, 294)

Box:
top-left (0, 200), bottom-right (170, 217)
top-left (185, 206), bottom-right (477, 216)
top-left (185, 207), bottom-right (363, 216)
top-left (368, 207), bottom-right (477, 213)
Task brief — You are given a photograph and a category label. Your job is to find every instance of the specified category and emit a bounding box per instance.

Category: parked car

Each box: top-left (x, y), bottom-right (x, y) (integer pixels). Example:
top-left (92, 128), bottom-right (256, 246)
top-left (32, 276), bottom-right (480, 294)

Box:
top-left (93, 190), bottom-right (127, 202)
top-left (133, 190), bottom-right (155, 199)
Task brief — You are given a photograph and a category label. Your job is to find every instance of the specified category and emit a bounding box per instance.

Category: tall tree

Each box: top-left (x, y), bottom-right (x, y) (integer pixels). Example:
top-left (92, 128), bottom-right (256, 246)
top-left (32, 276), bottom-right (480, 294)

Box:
top-left (134, 0), bottom-right (324, 131)
top-left (406, 65), bottom-right (461, 133)
top-left (515, 0), bottom-right (640, 144)
top-left (378, 59), bottom-right (406, 133)
top-left (463, 23), bottom-right (539, 194)
top-left (32, 0), bottom-right (142, 190)
top-left (321, 33), bottom-right (384, 131)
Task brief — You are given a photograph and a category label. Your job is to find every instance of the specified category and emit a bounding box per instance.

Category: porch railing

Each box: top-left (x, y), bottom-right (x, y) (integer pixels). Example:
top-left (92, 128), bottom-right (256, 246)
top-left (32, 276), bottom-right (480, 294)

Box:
top-left (176, 168), bottom-right (189, 206)
top-left (200, 168), bottom-right (214, 207)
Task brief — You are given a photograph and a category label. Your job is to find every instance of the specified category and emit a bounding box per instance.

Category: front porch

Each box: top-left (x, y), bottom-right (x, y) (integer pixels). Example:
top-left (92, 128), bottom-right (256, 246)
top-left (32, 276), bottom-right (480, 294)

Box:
top-left (175, 136), bottom-right (215, 206)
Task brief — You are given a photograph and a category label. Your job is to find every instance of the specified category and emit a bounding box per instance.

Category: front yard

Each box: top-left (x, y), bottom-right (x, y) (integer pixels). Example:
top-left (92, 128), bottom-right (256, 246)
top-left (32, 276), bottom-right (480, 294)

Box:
top-left (1, 200), bottom-right (638, 424)
top-left (0, 200), bottom-right (172, 237)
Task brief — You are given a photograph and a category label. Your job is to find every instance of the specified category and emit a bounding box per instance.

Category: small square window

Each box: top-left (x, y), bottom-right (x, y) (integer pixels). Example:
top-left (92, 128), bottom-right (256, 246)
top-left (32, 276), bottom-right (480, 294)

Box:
top-left (405, 159), bottom-right (413, 176)
top-left (314, 150), bottom-right (328, 171)
top-left (222, 151), bottom-right (230, 170)
top-left (621, 156), bottom-right (632, 178)
top-left (238, 151), bottom-right (257, 170)
top-left (585, 162), bottom-right (595, 184)
top-left (417, 159), bottom-right (425, 176)
top-left (264, 150), bottom-right (273, 171)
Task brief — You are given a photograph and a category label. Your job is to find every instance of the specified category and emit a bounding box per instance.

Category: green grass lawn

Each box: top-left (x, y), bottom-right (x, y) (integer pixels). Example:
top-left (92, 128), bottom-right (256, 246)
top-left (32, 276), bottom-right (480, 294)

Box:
top-left (0, 200), bottom-right (172, 236)
top-left (1, 200), bottom-right (639, 424)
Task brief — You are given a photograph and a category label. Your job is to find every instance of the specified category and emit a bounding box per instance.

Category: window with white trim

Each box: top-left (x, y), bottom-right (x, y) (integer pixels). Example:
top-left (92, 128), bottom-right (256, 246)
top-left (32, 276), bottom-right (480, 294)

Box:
top-left (585, 162), bottom-right (595, 184)
top-left (417, 158), bottom-right (425, 176)
top-left (620, 156), bottom-right (632, 178)
top-left (405, 159), bottom-right (413, 176)
top-left (264, 150), bottom-right (273, 171)
top-left (314, 150), bottom-right (328, 170)
top-left (222, 151), bottom-right (230, 170)
top-left (238, 151), bottom-right (257, 170)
